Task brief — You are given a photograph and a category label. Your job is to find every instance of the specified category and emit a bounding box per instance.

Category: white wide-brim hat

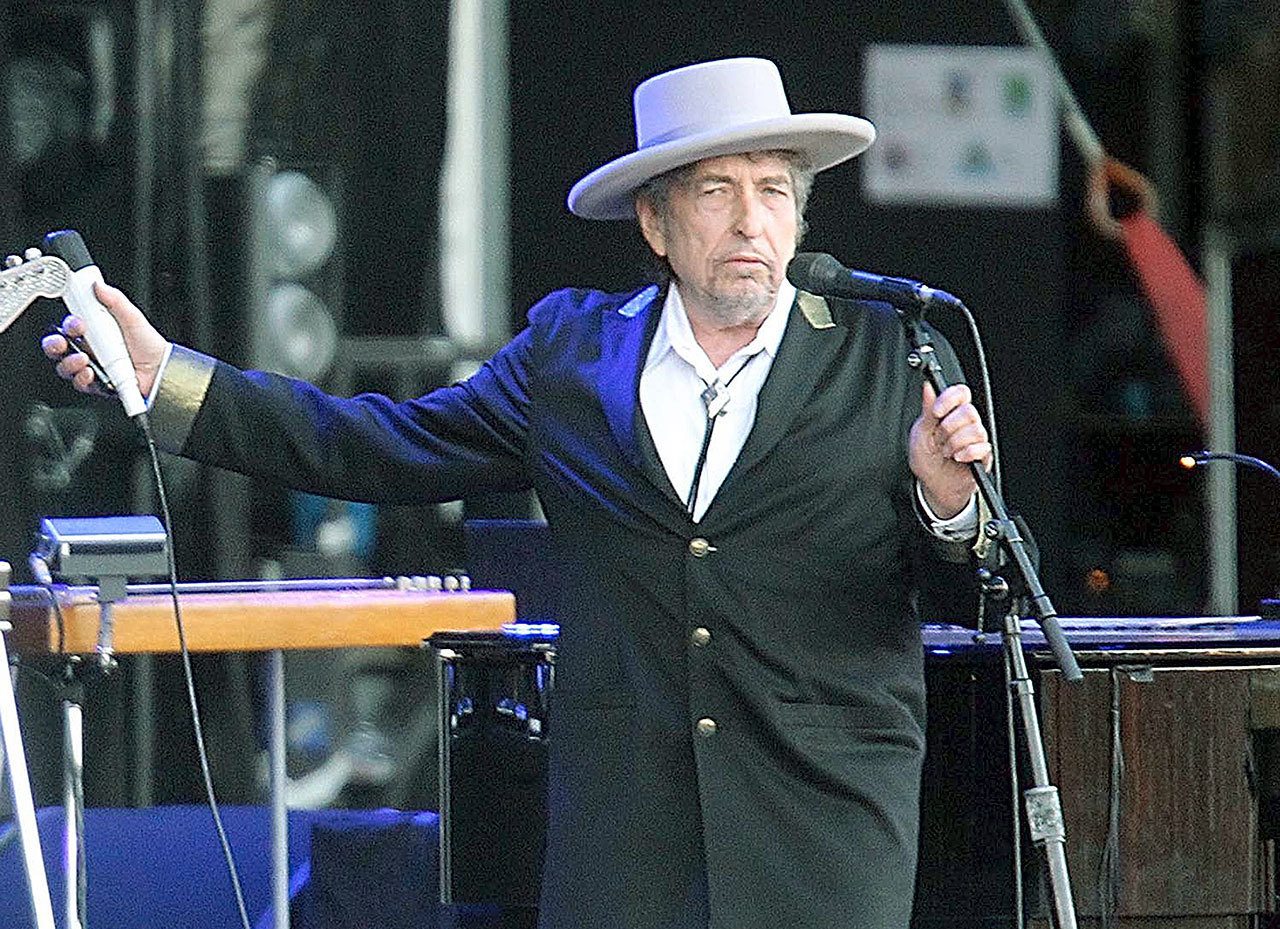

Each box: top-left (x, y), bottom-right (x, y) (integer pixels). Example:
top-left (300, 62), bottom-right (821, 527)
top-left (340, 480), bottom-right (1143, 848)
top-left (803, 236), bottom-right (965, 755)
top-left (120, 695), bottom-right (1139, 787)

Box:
top-left (567, 57), bottom-right (875, 221)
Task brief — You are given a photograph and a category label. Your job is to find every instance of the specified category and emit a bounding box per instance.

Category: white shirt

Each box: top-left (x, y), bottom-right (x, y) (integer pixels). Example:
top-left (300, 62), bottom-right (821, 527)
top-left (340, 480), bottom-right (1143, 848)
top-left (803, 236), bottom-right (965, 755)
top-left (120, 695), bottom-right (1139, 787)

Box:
top-left (639, 281), bottom-right (978, 534)
top-left (639, 282), bottom-right (792, 522)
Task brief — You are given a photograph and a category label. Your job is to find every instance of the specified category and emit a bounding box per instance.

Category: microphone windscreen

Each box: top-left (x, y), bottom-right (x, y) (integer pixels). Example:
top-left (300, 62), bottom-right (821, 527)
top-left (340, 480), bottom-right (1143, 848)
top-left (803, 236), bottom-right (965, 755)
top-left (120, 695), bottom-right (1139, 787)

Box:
top-left (43, 230), bottom-right (94, 272)
top-left (786, 252), bottom-right (845, 293)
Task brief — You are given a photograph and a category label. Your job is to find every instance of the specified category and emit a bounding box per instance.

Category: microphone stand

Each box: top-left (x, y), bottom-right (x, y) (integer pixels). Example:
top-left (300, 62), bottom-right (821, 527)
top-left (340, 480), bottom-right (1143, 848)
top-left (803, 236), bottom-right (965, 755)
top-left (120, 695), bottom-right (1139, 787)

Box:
top-left (899, 309), bottom-right (1082, 929)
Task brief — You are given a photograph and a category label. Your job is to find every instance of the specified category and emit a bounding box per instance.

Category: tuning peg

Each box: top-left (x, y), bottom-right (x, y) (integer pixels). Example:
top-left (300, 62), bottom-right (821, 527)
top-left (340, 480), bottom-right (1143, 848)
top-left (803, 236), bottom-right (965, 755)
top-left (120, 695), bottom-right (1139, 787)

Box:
top-left (4, 255), bottom-right (23, 268)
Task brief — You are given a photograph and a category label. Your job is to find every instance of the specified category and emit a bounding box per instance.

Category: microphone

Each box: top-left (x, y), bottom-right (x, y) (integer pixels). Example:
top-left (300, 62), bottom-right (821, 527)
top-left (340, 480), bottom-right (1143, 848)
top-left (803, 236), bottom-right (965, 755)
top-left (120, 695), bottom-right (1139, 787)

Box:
top-left (787, 252), bottom-right (965, 314)
top-left (1180, 450), bottom-right (1280, 483)
top-left (43, 230), bottom-right (148, 419)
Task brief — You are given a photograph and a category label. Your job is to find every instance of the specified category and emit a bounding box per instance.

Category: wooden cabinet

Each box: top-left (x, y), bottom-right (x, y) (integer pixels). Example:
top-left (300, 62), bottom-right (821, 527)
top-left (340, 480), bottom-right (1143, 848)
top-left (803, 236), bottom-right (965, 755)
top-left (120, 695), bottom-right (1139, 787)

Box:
top-left (1040, 664), bottom-right (1273, 926)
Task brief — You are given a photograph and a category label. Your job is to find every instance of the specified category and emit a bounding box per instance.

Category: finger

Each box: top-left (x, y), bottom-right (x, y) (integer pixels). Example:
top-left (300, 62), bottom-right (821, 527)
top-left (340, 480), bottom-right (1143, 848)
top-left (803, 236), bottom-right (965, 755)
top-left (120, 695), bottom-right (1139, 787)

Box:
top-left (941, 420), bottom-right (987, 453)
top-left (56, 353), bottom-right (91, 382)
top-left (93, 280), bottom-right (133, 318)
top-left (72, 366), bottom-right (96, 392)
top-left (42, 333), bottom-right (69, 359)
top-left (951, 441), bottom-right (993, 465)
top-left (944, 428), bottom-right (989, 459)
top-left (920, 382), bottom-right (939, 425)
top-left (62, 314), bottom-right (86, 338)
top-left (931, 383), bottom-right (973, 420)
top-left (939, 403), bottom-right (982, 438)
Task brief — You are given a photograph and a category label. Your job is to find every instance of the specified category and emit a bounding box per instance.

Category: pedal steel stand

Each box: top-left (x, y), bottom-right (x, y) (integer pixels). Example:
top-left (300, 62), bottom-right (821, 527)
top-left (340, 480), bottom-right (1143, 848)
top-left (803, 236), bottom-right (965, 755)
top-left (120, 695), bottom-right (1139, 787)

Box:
top-left (58, 572), bottom-right (125, 929)
top-left (0, 562), bottom-right (57, 929)
top-left (32, 515), bottom-right (166, 929)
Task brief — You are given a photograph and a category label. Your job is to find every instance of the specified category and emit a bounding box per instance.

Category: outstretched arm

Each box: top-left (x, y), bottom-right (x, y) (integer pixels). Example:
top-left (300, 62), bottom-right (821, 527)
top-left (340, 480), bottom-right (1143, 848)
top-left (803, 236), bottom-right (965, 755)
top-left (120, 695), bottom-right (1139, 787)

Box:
top-left (42, 281), bottom-right (537, 505)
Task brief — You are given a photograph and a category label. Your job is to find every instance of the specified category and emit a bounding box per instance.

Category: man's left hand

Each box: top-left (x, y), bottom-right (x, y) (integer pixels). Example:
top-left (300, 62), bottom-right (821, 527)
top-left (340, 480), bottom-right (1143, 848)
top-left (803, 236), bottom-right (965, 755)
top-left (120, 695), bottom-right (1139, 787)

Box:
top-left (908, 382), bottom-right (992, 518)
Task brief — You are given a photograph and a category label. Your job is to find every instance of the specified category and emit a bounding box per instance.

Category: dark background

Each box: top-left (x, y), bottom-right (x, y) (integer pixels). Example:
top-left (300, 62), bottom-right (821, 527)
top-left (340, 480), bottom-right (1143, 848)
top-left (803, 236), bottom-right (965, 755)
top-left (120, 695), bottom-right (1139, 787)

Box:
top-left (0, 2), bottom-right (1277, 921)
top-left (5, 0), bottom-right (1273, 615)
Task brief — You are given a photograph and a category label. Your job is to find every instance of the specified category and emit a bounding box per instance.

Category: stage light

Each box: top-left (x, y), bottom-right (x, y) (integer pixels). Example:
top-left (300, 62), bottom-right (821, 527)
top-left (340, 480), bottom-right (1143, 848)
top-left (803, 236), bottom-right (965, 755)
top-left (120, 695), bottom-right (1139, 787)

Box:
top-left (256, 283), bottom-right (338, 383)
top-left (263, 170), bottom-right (337, 280)
top-left (249, 161), bottom-right (343, 382)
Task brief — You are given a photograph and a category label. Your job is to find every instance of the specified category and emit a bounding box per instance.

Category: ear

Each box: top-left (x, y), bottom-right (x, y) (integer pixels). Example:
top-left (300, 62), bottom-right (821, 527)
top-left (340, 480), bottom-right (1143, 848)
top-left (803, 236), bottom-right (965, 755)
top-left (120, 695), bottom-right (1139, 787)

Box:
top-left (635, 196), bottom-right (667, 257)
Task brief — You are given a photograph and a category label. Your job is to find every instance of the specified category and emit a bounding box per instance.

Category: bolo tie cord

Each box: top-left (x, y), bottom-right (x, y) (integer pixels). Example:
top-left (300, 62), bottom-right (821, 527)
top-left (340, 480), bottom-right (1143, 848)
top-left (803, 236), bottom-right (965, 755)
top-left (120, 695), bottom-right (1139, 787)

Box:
top-left (685, 350), bottom-right (763, 519)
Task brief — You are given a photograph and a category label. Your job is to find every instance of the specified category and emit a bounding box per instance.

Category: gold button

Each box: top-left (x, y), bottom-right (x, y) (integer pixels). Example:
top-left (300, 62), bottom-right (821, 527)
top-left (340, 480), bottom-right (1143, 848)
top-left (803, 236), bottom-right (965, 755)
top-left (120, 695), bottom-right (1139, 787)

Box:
top-left (688, 537), bottom-right (714, 557)
top-left (696, 717), bottom-right (717, 738)
top-left (690, 627), bottom-right (712, 647)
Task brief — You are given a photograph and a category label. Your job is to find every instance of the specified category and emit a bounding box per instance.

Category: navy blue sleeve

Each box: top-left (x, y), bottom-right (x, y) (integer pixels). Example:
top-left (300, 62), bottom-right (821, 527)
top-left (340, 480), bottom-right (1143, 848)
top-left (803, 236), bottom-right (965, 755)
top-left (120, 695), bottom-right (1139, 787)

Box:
top-left (181, 315), bottom-right (540, 505)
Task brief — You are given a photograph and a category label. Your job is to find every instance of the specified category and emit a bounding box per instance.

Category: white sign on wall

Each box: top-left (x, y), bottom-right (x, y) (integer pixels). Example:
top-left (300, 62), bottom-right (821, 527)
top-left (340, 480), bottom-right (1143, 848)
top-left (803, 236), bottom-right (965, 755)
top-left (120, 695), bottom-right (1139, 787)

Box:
top-left (862, 45), bottom-right (1059, 207)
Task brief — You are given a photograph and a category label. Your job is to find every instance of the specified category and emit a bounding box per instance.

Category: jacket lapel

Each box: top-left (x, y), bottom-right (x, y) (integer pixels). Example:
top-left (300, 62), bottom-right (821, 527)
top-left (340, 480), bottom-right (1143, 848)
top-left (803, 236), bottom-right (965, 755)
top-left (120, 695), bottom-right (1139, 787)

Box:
top-left (598, 284), bottom-right (664, 477)
top-left (708, 291), bottom-right (845, 513)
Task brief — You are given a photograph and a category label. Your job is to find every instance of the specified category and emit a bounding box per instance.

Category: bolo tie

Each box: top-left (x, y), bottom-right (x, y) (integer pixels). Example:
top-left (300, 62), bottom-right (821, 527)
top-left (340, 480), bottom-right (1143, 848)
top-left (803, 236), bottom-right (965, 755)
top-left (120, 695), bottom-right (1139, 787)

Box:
top-left (685, 350), bottom-right (763, 519)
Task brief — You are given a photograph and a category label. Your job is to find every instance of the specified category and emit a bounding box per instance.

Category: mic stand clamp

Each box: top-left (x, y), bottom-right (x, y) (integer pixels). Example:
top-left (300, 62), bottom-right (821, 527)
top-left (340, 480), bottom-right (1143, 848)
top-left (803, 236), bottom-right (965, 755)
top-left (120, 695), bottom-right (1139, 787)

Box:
top-left (92, 574), bottom-right (126, 674)
top-left (901, 308), bottom-right (1079, 929)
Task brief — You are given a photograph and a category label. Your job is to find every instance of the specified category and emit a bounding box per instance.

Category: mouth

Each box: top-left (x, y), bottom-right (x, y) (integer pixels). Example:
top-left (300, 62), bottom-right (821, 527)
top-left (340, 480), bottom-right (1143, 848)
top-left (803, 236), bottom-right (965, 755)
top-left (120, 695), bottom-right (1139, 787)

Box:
top-left (722, 255), bottom-right (770, 271)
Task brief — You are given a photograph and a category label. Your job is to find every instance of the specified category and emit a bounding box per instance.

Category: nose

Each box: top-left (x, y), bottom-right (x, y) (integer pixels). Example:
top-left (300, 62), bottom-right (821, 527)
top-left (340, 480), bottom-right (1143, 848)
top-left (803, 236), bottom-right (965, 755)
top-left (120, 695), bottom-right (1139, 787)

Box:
top-left (733, 190), bottom-right (767, 239)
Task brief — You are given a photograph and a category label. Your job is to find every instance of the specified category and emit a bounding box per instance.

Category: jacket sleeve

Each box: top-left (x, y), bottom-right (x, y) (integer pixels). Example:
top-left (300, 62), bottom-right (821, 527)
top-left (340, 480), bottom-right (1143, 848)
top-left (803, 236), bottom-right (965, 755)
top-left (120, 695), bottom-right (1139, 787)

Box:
top-left (147, 324), bottom-right (536, 505)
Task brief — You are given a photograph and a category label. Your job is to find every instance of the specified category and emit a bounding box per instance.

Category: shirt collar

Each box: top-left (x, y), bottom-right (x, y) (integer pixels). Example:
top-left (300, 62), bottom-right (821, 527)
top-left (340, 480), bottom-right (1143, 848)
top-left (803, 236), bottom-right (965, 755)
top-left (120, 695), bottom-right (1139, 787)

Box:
top-left (645, 279), bottom-right (796, 378)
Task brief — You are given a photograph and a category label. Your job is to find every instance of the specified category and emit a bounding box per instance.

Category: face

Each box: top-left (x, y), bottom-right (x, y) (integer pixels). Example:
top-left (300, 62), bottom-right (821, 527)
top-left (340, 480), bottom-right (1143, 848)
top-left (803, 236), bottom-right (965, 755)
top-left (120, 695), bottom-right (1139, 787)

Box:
top-left (637, 152), bottom-right (800, 328)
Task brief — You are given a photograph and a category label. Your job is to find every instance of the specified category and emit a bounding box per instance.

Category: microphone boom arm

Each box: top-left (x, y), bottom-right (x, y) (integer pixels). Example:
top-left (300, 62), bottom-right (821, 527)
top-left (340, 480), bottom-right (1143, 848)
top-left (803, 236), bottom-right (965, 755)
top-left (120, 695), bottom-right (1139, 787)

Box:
top-left (901, 312), bottom-right (1082, 683)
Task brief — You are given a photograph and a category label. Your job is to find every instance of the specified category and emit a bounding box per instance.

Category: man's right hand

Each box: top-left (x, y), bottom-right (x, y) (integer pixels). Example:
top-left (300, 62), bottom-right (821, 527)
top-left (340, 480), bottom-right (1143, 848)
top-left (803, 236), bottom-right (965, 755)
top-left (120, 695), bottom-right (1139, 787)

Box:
top-left (41, 281), bottom-right (170, 398)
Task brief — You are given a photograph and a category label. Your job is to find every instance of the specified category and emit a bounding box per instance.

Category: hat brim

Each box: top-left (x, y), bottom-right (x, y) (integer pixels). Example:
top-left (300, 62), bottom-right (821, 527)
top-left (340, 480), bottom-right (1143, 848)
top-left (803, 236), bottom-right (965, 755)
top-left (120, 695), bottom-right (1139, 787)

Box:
top-left (567, 113), bottom-right (875, 221)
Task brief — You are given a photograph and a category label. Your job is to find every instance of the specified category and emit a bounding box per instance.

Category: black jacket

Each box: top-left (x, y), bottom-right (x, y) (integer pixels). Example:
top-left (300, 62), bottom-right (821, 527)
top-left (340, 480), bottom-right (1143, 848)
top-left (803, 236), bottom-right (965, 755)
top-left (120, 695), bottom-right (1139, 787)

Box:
top-left (161, 284), bottom-right (976, 929)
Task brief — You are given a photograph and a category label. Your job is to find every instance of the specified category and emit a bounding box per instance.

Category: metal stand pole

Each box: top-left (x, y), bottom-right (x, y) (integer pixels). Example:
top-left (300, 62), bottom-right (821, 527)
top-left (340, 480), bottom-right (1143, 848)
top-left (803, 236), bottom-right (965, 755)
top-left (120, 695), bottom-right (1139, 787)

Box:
top-left (995, 590), bottom-right (1077, 929)
top-left (901, 317), bottom-right (1081, 682)
top-left (0, 563), bottom-right (57, 929)
top-left (61, 675), bottom-right (87, 929)
top-left (1203, 224), bottom-right (1238, 615)
top-left (895, 304), bottom-right (1082, 922)
top-left (269, 648), bottom-right (289, 929)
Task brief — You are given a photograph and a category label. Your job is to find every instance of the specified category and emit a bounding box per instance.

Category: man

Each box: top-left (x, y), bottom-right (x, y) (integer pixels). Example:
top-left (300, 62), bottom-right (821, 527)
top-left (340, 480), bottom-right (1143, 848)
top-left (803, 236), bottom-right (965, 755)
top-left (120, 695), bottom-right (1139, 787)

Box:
top-left (46, 58), bottom-right (990, 929)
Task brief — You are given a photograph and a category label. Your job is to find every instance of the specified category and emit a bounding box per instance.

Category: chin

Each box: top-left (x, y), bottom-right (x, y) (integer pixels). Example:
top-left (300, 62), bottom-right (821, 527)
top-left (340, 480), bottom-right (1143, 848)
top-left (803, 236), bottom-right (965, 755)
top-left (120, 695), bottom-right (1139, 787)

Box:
top-left (707, 288), bottom-right (776, 325)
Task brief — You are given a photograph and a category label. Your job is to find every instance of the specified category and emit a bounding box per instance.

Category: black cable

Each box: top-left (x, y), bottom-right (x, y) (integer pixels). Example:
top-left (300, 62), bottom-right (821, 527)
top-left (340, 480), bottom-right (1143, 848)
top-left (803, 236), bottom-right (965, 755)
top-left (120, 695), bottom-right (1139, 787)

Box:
top-left (955, 299), bottom-right (1022, 919)
top-left (953, 301), bottom-right (1002, 496)
top-left (138, 412), bottom-right (252, 929)
top-left (1182, 450), bottom-right (1280, 484)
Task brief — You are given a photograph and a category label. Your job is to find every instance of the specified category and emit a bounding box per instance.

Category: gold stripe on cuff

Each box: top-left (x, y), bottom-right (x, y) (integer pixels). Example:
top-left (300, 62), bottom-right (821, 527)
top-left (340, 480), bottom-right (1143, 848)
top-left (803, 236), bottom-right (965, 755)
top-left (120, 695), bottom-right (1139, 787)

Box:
top-left (147, 345), bottom-right (216, 453)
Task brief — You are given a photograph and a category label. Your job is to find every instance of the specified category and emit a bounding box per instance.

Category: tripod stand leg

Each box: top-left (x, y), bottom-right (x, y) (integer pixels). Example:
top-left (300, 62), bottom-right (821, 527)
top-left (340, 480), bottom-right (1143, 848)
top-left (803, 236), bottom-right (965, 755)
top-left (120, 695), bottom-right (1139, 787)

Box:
top-left (0, 625), bottom-right (57, 929)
